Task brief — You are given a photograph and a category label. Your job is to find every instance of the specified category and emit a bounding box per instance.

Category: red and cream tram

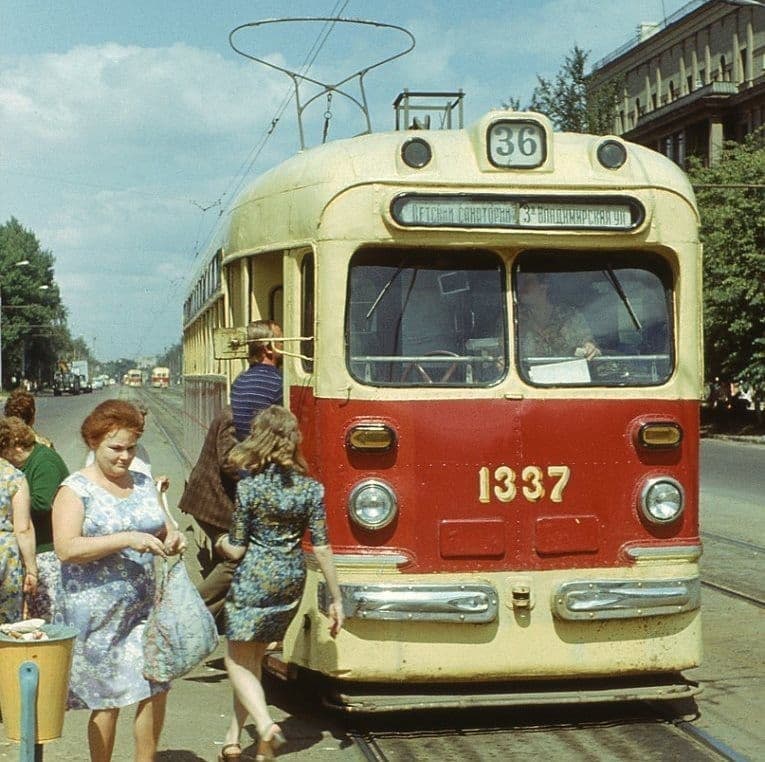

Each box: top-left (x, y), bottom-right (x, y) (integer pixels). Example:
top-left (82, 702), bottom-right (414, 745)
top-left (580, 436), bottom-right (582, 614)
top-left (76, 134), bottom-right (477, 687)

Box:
top-left (183, 93), bottom-right (702, 709)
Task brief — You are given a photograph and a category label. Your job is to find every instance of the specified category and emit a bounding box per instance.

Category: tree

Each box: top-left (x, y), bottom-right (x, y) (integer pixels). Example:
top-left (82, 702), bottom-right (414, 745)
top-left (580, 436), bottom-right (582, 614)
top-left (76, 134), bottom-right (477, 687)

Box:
top-left (687, 130), bottom-right (765, 395)
top-left (509, 46), bottom-right (620, 134)
top-left (0, 217), bottom-right (68, 388)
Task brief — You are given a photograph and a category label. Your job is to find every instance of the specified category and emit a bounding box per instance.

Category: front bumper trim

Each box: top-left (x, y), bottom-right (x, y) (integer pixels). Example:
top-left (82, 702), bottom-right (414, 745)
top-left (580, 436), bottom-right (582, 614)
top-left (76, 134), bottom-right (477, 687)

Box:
top-left (552, 577), bottom-right (701, 620)
top-left (318, 582), bottom-right (498, 623)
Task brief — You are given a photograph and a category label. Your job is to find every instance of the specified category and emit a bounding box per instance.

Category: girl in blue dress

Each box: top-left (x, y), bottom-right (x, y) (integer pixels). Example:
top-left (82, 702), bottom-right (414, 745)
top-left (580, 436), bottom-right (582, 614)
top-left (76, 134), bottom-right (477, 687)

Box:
top-left (53, 399), bottom-right (186, 762)
top-left (217, 405), bottom-right (344, 762)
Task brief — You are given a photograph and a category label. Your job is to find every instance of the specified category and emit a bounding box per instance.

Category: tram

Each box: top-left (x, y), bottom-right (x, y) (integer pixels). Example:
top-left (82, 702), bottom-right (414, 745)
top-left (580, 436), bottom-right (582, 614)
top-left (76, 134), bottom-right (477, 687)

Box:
top-left (126, 369), bottom-right (143, 387)
top-left (151, 366), bottom-right (171, 388)
top-left (182, 26), bottom-right (701, 709)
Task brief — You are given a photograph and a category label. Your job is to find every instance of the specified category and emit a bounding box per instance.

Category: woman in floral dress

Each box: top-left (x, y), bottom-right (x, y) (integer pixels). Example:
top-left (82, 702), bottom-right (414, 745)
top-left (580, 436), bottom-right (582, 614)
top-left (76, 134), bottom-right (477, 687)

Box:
top-left (52, 400), bottom-right (186, 762)
top-left (216, 406), bottom-right (344, 762)
top-left (0, 457), bottom-right (37, 622)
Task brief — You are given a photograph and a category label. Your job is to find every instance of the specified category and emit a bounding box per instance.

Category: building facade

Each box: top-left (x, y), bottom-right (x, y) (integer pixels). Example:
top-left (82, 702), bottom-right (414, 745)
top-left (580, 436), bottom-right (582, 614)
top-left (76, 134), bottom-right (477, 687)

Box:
top-left (590, 0), bottom-right (765, 165)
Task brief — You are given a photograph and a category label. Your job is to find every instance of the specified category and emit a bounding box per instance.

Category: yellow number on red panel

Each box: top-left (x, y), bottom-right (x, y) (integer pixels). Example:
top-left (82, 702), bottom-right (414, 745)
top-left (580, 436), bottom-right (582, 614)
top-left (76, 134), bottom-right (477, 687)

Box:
top-left (547, 465), bottom-right (571, 503)
top-left (478, 466), bottom-right (491, 503)
top-left (494, 465), bottom-right (517, 502)
top-left (521, 465), bottom-right (545, 501)
top-left (477, 464), bottom-right (571, 504)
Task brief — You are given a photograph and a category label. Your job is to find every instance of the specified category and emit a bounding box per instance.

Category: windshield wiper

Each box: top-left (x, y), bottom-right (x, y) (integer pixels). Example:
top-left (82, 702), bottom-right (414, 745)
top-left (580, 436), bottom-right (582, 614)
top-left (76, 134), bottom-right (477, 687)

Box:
top-left (603, 266), bottom-right (642, 331)
top-left (366, 261), bottom-right (408, 319)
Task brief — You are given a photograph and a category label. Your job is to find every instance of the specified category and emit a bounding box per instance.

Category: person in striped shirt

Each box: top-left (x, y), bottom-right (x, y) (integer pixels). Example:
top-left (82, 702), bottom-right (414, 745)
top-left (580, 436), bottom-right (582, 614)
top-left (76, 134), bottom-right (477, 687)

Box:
top-left (230, 320), bottom-right (283, 441)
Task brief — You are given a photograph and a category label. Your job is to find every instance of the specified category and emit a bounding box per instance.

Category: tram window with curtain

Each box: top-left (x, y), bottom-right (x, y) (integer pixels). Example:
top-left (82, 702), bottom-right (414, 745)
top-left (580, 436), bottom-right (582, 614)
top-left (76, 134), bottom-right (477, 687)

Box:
top-left (514, 251), bottom-right (674, 386)
top-left (346, 248), bottom-right (507, 386)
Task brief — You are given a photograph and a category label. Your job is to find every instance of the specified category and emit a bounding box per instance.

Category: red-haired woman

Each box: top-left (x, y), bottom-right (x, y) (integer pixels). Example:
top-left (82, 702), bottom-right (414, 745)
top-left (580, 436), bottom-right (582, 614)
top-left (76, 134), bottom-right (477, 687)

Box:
top-left (53, 399), bottom-right (186, 762)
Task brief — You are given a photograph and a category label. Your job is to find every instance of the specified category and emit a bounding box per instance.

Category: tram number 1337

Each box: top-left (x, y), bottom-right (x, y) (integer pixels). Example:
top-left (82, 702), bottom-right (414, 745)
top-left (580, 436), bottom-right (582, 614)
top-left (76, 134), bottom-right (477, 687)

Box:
top-left (478, 465), bottom-right (571, 504)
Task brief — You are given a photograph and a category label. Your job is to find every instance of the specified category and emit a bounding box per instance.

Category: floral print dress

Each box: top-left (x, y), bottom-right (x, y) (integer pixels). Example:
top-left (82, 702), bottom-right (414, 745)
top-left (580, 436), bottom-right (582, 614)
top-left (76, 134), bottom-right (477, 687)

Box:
top-left (0, 458), bottom-right (26, 623)
top-left (224, 463), bottom-right (328, 642)
top-left (55, 470), bottom-right (170, 709)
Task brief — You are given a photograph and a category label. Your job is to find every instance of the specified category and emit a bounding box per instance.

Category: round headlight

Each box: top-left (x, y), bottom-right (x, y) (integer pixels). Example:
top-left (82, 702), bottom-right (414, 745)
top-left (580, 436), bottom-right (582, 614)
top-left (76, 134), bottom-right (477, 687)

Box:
top-left (641, 477), bottom-right (685, 524)
top-left (348, 479), bottom-right (397, 530)
top-left (401, 137), bottom-right (432, 168)
top-left (597, 139), bottom-right (627, 169)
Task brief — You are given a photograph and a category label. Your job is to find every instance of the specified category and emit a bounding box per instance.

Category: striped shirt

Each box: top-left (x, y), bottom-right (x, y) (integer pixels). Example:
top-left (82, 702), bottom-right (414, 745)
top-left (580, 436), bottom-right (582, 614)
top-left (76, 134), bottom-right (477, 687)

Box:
top-left (230, 363), bottom-right (283, 440)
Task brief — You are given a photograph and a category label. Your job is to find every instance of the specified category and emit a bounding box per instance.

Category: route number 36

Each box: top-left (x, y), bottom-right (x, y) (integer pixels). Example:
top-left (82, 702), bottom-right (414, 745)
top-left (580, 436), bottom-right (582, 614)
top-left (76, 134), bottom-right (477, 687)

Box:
top-left (478, 465), bottom-right (571, 504)
top-left (487, 120), bottom-right (546, 168)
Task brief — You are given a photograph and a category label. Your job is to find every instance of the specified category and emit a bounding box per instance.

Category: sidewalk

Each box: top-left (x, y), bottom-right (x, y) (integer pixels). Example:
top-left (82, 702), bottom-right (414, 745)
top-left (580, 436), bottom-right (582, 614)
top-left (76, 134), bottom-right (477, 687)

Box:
top-left (0, 396), bottom-right (358, 761)
top-left (0, 643), bottom-right (356, 761)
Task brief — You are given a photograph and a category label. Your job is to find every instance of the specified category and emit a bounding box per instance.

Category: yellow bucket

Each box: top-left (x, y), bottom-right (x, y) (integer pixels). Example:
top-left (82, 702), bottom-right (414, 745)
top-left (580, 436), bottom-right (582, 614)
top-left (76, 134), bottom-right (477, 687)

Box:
top-left (0, 625), bottom-right (77, 743)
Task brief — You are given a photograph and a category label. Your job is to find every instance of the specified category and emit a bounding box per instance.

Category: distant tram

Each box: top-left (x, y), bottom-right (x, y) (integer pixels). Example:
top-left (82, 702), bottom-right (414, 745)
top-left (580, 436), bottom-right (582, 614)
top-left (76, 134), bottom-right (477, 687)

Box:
top-left (126, 369), bottom-right (143, 387)
top-left (182, 40), bottom-right (701, 711)
top-left (151, 366), bottom-right (170, 388)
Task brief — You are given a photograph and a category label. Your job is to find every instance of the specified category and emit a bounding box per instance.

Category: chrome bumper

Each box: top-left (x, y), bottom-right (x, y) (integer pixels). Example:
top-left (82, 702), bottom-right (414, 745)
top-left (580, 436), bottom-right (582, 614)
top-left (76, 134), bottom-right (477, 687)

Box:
top-left (552, 577), bottom-right (701, 620)
top-left (318, 582), bottom-right (498, 623)
top-left (318, 575), bottom-right (701, 623)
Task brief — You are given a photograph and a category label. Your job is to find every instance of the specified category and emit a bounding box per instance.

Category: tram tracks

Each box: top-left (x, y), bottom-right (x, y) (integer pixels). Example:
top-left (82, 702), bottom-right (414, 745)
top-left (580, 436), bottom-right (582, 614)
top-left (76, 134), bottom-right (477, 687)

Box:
top-left (700, 530), bottom-right (765, 608)
top-left (344, 702), bottom-right (744, 761)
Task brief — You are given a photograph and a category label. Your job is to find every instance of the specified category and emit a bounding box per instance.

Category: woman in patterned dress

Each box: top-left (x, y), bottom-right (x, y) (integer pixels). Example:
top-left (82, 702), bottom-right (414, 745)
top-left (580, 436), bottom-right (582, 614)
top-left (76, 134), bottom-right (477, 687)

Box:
top-left (0, 457), bottom-right (37, 622)
top-left (216, 406), bottom-right (344, 762)
top-left (52, 400), bottom-right (186, 762)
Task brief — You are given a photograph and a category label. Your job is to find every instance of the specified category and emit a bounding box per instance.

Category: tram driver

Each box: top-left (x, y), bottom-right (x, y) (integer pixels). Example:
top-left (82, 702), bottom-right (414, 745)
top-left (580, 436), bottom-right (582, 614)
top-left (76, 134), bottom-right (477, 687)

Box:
top-left (516, 271), bottom-right (600, 362)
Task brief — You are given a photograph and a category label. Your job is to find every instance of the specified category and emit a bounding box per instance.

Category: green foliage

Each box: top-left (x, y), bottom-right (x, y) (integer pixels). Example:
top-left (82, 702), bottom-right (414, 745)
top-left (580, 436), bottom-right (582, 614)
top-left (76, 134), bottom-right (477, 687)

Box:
top-left (687, 130), bottom-right (765, 392)
top-left (518, 46), bottom-right (620, 134)
top-left (0, 217), bottom-right (70, 388)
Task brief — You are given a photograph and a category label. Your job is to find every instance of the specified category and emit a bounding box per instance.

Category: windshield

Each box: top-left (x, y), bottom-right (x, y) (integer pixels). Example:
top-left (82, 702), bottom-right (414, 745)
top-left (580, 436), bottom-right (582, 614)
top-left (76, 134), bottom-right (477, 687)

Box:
top-left (515, 251), bottom-right (674, 386)
top-left (346, 248), bottom-right (507, 386)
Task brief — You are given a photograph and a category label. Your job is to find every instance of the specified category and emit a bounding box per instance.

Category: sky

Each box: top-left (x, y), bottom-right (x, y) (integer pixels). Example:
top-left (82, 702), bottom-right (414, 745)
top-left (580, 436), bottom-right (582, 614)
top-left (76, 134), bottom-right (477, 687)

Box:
top-left (0, 0), bottom-right (695, 362)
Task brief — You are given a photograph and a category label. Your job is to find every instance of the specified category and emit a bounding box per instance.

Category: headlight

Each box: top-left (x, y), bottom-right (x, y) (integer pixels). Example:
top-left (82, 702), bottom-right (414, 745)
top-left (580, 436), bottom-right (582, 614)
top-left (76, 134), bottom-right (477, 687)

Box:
top-left (348, 479), bottom-right (397, 530)
top-left (401, 137), bottom-right (432, 168)
top-left (640, 477), bottom-right (685, 524)
top-left (597, 139), bottom-right (627, 169)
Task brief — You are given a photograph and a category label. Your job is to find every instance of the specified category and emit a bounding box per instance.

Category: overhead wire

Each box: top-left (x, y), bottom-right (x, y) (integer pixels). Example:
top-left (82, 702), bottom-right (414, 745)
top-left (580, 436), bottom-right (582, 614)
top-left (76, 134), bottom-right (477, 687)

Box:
top-left (131, 1), bottom-right (351, 361)
top-left (191, 0), bottom-right (351, 261)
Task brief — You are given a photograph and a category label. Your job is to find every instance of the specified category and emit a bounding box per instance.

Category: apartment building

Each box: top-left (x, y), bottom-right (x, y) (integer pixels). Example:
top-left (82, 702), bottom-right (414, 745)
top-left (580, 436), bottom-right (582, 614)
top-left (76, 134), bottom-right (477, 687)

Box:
top-left (589, 0), bottom-right (765, 165)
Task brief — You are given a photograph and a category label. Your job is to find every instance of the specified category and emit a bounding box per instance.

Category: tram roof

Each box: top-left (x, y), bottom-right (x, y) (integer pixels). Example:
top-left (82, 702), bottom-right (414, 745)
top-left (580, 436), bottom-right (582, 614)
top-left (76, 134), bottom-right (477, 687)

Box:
top-left (219, 109), bottom-right (696, 260)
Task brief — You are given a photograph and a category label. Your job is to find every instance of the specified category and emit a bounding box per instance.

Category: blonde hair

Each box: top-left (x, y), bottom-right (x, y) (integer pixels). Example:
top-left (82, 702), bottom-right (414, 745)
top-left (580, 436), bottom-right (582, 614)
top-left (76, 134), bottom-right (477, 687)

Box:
top-left (227, 406), bottom-right (307, 475)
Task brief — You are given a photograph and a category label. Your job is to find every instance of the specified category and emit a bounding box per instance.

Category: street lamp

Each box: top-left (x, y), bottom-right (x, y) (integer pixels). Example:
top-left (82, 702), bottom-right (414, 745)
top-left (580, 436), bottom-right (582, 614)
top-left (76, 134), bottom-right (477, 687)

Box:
top-left (0, 260), bottom-right (31, 392)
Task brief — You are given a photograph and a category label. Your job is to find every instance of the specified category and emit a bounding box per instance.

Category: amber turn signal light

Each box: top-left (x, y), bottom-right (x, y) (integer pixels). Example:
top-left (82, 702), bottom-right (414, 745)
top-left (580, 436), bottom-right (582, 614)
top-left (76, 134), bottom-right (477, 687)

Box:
top-left (347, 424), bottom-right (397, 452)
top-left (637, 422), bottom-right (682, 449)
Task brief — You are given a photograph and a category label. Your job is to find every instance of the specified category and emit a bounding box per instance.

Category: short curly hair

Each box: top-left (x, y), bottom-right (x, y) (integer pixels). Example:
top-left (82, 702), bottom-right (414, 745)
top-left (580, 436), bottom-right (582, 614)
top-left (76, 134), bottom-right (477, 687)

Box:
top-left (0, 416), bottom-right (37, 453)
top-left (81, 399), bottom-right (144, 449)
top-left (4, 390), bottom-right (36, 426)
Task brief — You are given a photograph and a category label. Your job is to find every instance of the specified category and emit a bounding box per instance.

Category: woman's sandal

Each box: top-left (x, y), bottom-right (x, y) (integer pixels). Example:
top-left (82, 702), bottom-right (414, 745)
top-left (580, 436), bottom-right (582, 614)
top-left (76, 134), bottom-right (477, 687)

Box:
top-left (255, 724), bottom-right (286, 761)
top-left (218, 742), bottom-right (242, 761)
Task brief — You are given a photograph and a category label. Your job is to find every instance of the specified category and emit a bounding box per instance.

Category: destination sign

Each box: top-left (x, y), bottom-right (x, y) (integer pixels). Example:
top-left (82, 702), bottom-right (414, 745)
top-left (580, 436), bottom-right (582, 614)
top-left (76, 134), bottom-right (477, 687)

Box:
top-left (390, 194), bottom-right (642, 231)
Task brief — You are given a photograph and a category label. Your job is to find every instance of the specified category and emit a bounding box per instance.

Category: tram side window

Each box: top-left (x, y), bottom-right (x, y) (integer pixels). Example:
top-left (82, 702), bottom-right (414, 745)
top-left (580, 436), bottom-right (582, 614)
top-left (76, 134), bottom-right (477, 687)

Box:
top-left (514, 251), bottom-right (674, 386)
top-left (301, 255), bottom-right (314, 373)
top-left (346, 248), bottom-right (507, 387)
